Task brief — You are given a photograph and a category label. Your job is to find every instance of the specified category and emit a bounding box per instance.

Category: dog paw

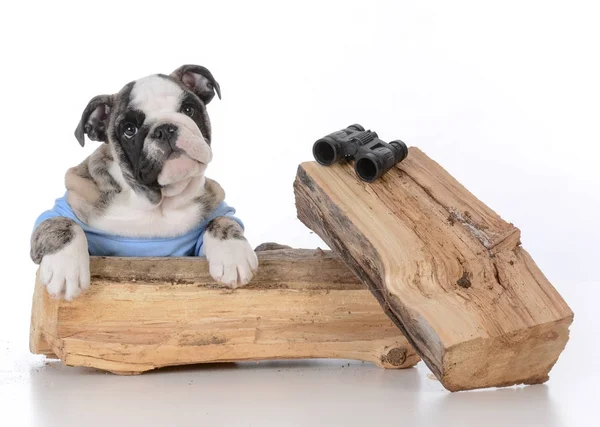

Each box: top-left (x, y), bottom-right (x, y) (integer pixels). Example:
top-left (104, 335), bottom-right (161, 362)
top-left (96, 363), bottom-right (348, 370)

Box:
top-left (204, 235), bottom-right (259, 289)
top-left (38, 227), bottom-right (90, 300)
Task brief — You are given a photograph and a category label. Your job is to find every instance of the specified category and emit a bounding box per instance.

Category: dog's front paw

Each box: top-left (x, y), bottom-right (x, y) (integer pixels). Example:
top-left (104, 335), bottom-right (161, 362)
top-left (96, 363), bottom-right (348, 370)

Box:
top-left (38, 228), bottom-right (90, 300)
top-left (204, 236), bottom-right (259, 289)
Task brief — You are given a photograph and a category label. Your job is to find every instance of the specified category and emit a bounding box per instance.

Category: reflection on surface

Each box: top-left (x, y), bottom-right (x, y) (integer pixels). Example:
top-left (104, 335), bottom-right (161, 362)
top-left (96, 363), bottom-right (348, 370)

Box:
top-left (18, 357), bottom-right (563, 427)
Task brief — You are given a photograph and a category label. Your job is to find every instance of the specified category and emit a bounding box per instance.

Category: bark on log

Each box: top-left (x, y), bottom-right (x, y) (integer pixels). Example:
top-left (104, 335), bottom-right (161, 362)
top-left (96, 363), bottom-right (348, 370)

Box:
top-left (294, 148), bottom-right (573, 391)
top-left (30, 248), bottom-right (419, 374)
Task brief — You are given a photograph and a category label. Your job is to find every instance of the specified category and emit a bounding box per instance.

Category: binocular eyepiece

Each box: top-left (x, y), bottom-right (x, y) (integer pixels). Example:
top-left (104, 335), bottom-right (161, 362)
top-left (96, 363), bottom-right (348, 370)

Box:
top-left (312, 124), bottom-right (408, 182)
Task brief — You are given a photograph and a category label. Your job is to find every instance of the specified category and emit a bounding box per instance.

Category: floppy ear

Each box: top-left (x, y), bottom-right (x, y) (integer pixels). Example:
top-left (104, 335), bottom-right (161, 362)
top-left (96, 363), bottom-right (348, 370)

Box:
top-left (170, 64), bottom-right (221, 105)
top-left (74, 94), bottom-right (114, 147)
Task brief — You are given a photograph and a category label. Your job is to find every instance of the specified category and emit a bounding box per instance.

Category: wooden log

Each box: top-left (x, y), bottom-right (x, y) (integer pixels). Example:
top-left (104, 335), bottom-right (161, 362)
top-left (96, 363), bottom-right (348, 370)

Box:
top-left (29, 248), bottom-right (419, 374)
top-left (294, 148), bottom-right (573, 391)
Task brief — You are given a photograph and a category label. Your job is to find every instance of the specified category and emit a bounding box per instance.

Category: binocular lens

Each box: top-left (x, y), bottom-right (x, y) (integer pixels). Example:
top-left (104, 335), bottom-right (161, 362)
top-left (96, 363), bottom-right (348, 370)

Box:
top-left (313, 139), bottom-right (337, 166)
top-left (354, 140), bottom-right (408, 182)
top-left (355, 155), bottom-right (380, 182)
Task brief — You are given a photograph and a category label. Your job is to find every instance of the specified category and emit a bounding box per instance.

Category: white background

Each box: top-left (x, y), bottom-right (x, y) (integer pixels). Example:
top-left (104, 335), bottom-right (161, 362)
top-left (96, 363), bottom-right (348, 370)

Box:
top-left (0, 1), bottom-right (598, 426)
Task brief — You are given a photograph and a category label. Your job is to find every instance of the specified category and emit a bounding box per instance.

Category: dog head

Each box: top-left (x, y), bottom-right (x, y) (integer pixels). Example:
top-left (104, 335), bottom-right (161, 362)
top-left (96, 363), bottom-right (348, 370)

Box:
top-left (74, 65), bottom-right (221, 202)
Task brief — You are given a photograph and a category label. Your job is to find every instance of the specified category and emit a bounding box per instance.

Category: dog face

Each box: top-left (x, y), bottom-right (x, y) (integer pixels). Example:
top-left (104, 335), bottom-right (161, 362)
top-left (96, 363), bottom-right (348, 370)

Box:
top-left (74, 65), bottom-right (221, 203)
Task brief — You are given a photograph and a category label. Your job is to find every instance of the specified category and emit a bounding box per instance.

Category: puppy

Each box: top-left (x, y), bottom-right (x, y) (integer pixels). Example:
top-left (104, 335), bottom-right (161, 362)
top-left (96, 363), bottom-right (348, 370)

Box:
top-left (30, 65), bottom-right (258, 300)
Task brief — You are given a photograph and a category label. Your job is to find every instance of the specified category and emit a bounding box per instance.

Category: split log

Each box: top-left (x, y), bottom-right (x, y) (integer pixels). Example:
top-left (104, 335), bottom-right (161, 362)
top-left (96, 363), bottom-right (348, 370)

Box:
top-left (30, 248), bottom-right (419, 374)
top-left (294, 148), bottom-right (573, 391)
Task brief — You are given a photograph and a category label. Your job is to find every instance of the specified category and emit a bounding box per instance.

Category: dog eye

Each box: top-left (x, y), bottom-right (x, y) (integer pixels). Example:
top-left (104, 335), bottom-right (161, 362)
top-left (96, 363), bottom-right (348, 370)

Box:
top-left (123, 123), bottom-right (138, 138)
top-left (182, 105), bottom-right (195, 117)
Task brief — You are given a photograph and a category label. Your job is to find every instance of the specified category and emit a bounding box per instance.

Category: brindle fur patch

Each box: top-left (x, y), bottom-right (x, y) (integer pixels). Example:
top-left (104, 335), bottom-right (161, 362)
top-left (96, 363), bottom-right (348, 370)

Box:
top-left (197, 178), bottom-right (226, 221)
top-left (30, 217), bottom-right (76, 264)
top-left (207, 217), bottom-right (245, 240)
top-left (66, 144), bottom-right (122, 222)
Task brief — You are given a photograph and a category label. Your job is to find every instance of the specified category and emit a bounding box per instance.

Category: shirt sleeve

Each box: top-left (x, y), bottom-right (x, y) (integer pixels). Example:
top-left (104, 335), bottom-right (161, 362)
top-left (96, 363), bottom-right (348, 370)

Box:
top-left (32, 194), bottom-right (80, 236)
top-left (194, 202), bottom-right (245, 256)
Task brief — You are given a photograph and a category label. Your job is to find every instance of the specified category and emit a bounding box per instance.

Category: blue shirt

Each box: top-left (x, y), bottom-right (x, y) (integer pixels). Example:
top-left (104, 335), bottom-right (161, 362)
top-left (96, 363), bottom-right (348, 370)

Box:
top-left (33, 194), bottom-right (243, 257)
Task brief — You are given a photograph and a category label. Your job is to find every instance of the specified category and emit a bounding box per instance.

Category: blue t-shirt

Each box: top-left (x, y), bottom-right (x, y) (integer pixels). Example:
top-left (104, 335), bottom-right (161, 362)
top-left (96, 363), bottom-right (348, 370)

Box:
top-left (33, 194), bottom-right (243, 257)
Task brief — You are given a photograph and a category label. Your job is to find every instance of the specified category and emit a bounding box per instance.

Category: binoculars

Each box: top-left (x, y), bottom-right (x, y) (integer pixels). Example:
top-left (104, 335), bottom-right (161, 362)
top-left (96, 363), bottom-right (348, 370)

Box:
top-left (312, 124), bottom-right (408, 182)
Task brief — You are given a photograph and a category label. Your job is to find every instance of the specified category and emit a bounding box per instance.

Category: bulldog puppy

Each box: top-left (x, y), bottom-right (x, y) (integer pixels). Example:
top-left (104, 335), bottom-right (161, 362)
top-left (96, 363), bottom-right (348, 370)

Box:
top-left (30, 65), bottom-right (258, 300)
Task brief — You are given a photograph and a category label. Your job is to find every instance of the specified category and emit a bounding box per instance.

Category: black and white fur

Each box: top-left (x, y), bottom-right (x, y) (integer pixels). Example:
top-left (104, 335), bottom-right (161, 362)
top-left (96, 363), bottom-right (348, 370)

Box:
top-left (30, 65), bottom-right (258, 300)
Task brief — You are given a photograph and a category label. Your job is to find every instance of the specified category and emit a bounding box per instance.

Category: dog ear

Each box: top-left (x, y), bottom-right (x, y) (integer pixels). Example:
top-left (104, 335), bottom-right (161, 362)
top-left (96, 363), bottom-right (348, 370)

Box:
top-left (74, 95), bottom-right (114, 147)
top-left (171, 64), bottom-right (221, 105)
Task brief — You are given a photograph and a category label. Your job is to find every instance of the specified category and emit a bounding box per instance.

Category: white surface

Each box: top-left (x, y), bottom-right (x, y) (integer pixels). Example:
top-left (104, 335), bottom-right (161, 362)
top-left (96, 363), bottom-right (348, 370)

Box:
top-left (0, 281), bottom-right (597, 427)
top-left (1, 1), bottom-right (599, 426)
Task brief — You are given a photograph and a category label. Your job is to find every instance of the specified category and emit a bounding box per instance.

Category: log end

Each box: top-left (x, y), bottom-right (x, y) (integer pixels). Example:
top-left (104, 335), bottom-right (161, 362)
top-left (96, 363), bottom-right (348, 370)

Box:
top-left (440, 315), bottom-right (573, 391)
top-left (30, 273), bottom-right (60, 358)
top-left (375, 346), bottom-right (420, 369)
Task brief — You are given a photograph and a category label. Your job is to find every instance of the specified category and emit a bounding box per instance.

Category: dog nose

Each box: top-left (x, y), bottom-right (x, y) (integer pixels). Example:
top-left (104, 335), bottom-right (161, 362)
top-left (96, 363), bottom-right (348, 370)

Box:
top-left (152, 124), bottom-right (178, 143)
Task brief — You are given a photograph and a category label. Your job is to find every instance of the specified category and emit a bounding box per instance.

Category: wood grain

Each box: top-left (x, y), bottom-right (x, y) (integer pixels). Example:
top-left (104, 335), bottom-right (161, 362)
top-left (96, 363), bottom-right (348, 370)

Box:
top-left (294, 148), bottom-right (573, 391)
top-left (30, 249), bottom-right (419, 374)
